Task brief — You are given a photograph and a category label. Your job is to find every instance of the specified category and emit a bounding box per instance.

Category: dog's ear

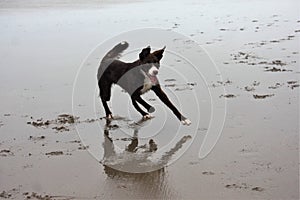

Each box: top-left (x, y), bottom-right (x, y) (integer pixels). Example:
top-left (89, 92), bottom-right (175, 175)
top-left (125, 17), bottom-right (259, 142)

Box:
top-left (152, 46), bottom-right (166, 60)
top-left (139, 46), bottom-right (151, 61)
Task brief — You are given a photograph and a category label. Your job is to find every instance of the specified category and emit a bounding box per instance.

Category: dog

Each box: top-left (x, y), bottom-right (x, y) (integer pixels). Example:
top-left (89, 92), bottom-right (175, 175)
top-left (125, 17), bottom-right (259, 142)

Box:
top-left (97, 41), bottom-right (191, 125)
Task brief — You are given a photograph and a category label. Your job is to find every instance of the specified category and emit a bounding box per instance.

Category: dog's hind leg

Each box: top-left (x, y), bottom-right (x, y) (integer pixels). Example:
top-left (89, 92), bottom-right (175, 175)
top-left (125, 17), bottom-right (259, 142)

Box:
top-left (101, 97), bottom-right (113, 119)
top-left (99, 80), bottom-right (113, 119)
top-left (151, 85), bottom-right (191, 125)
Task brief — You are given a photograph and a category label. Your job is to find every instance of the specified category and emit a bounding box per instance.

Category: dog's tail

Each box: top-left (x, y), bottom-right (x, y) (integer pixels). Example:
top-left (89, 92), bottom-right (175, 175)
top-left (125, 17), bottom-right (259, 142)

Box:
top-left (98, 41), bottom-right (129, 81)
top-left (103, 41), bottom-right (129, 61)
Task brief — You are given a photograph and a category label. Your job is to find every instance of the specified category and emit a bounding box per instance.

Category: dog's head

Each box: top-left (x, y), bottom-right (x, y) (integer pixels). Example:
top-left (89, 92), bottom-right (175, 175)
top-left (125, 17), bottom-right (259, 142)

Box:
top-left (139, 46), bottom-right (166, 76)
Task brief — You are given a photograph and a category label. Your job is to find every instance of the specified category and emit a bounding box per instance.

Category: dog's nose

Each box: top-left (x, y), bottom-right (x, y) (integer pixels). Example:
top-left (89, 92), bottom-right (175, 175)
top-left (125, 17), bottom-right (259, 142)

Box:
top-left (149, 66), bottom-right (159, 76)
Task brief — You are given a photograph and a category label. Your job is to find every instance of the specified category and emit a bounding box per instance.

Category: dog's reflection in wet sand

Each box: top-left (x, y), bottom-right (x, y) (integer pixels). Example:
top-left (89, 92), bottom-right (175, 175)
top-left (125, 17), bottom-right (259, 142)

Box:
top-left (100, 119), bottom-right (191, 198)
top-left (101, 119), bottom-right (191, 176)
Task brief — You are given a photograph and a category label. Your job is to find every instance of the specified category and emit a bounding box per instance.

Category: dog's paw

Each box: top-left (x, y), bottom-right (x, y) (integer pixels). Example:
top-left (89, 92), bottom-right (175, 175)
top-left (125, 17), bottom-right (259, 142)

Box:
top-left (181, 118), bottom-right (191, 126)
top-left (107, 114), bottom-right (113, 120)
top-left (142, 114), bottom-right (153, 121)
top-left (148, 106), bottom-right (155, 113)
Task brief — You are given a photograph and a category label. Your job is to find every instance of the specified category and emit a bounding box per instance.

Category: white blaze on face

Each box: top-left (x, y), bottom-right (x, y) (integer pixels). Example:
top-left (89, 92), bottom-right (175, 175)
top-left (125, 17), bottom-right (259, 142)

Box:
top-left (148, 65), bottom-right (159, 76)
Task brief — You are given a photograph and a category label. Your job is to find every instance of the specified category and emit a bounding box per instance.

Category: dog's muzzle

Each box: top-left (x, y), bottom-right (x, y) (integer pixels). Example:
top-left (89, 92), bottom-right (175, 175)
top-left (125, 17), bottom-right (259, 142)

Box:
top-left (148, 73), bottom-right (158, 85)
top-left (148, 66), bottom-right (159, 76)
top-left (146, 66), bottom-right (159, 85)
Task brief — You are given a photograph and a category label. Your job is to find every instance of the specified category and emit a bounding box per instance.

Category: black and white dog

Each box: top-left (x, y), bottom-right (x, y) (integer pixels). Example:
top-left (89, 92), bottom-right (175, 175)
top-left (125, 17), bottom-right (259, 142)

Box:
top-left (97, 42), bottom-right (191, 125)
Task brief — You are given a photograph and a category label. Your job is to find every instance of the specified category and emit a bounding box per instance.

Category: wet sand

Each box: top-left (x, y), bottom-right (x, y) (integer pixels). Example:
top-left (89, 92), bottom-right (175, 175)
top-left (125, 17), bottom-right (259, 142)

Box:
top-left (0, 0), bottom-right (299, 199)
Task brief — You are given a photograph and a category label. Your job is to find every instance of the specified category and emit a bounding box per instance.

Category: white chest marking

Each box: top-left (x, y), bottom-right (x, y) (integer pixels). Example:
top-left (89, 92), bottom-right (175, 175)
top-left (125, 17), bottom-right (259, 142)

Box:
top-left (140, 74), bottom-right (153, 94)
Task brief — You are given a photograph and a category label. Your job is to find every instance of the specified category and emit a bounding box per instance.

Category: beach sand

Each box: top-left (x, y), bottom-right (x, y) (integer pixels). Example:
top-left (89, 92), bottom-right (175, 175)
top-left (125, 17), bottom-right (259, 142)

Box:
top-left (0, 0), bottom-right (299, 199)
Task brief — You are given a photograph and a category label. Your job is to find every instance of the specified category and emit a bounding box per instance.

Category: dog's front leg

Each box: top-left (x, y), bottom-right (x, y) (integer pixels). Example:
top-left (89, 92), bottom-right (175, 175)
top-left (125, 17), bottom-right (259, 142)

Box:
top-left (151, 85), bottom-right (191, 125)
top-left (135, 94), bottom-right (155, 113)
top-left (131, 96), bottom-right (151, 120)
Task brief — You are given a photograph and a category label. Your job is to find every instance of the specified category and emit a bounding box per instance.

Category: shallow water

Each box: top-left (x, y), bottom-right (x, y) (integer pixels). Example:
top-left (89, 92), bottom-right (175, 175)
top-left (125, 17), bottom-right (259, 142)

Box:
top-left (0, 0), bottom-right (299, 199)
